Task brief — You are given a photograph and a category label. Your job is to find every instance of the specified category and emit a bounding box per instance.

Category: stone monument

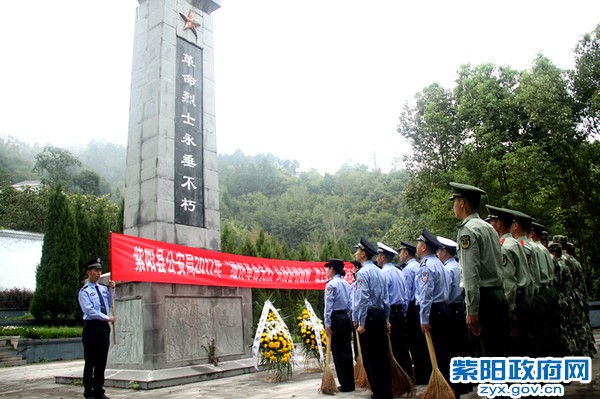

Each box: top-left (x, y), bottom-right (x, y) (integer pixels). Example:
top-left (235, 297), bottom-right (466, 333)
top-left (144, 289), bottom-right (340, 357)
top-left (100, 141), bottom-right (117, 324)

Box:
top-left (113, 0), bottom-right (253, 375)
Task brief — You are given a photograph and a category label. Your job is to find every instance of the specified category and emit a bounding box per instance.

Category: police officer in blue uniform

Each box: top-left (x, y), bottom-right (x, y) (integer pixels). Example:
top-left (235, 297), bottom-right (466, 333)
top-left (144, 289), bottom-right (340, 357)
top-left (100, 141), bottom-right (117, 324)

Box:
top-left (353, 237), bottom-right (392, 399)
top-left (78, 258), bottom-right (116, 399)
top-left (376, 242), bottom-right (412, 379)
top-left (324, 258), bottom-right (355, 392)
top-left (414, 229), bottom-right (451, 384)
top-left (437, 235), bottom-right (472, 395)
top-left (400, 240), bottom-right (429, 384)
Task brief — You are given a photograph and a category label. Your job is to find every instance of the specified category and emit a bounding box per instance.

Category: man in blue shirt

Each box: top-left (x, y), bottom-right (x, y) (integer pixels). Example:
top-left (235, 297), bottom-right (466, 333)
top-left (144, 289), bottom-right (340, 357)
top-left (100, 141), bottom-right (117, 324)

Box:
top-left (400, 240), bottom-right (429, 384)
top-left (415, 229), bottom-right (451, 391)
top-left (78, 258), bottom-right (116, 399)
top-left (354, 237), bottom-right (392, 399)
top-left (376, 242), bottom-right (412, 380)
top-left (324, 258), bottom-right (354, 392)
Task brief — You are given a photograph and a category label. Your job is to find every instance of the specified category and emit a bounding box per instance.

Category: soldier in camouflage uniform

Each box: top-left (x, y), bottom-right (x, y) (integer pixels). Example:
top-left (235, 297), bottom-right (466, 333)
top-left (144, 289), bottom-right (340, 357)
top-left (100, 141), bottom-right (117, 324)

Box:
top-left (529, 222), bottom-right (560, 356)
top-left (548, 240), bottom-right (577, 356)
top-left (561, 237), bottom-right (596, 357)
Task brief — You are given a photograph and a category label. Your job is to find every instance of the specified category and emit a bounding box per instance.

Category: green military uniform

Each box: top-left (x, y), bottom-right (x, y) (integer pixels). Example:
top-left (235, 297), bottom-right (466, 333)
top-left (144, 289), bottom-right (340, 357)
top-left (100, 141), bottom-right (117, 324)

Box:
top-left (530, 222), bottom-right (560, 356)
top-left (486, 205), bottom-right (534, 356)
top-left (450, 183), bottom-right (509, 357)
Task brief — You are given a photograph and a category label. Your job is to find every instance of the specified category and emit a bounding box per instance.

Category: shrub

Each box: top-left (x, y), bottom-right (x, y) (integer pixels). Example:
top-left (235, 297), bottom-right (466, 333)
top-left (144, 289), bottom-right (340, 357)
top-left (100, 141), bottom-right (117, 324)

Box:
top-left (0, 287), bottom-right (34, 309)
top-left (0, 325), bottom-right (82, 339)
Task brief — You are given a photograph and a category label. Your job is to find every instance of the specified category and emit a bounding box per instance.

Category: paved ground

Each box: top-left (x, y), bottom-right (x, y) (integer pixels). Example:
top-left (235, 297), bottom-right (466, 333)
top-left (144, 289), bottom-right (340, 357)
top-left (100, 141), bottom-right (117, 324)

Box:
top-left (1, 333), bottom-right (599, 398)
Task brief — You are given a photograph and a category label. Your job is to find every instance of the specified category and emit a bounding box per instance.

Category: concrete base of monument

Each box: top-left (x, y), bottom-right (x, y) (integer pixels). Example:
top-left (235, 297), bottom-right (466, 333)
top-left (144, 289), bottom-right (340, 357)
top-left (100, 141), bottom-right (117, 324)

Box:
top-left (55, 357), bottom-right (260, 390)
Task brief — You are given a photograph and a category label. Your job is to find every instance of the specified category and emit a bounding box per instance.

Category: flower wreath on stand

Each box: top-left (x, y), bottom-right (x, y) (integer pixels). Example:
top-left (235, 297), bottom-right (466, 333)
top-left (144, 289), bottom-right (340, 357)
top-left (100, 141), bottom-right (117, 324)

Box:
top-left (252, 300), bottom-right (299, 382)
top-left (296, 299), bottom-right (326, 373)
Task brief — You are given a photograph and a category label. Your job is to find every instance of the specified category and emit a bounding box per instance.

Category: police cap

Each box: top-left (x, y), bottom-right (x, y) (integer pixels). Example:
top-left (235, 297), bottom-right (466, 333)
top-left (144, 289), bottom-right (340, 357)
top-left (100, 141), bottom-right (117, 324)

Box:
top-left (355, 237), bottom-right (377, 258)
top-left (417, 228), bottom-right (442, 249)
top-left (324, 258), bottom-right (345, 273)
top-left (82, 257), bottom-right (102, 270)
top-left (377, 242), bottom-right (398, 258)
top-left (397, 240), bottom-right (417, 255)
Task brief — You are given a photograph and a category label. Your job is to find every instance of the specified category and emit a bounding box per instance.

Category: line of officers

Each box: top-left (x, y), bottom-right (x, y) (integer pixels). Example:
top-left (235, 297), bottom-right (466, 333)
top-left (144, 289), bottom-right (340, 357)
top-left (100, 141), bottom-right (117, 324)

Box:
top-left (322, 182), bottom-right (595, 399)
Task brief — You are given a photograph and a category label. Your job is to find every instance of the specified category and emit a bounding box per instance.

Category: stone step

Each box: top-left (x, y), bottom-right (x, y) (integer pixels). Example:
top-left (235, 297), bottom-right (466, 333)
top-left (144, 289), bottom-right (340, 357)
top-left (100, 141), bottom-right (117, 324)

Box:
top-left (0, 359), bottom-right (27, 367)
top-left (0, 350), bottom-right (19, 358)
top-left (0, 355), bottom-right (23, 362)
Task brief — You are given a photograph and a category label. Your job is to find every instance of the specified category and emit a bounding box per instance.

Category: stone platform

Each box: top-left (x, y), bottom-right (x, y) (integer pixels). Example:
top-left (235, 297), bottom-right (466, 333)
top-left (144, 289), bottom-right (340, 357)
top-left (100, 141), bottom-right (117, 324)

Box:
top-left (55, 357), bottom-right (258, 390)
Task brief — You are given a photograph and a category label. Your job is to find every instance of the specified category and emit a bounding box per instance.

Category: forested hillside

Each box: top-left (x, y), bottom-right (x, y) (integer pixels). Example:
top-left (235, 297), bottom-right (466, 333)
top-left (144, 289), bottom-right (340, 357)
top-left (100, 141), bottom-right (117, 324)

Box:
top-left (1, 23), bottom-right (599, 307)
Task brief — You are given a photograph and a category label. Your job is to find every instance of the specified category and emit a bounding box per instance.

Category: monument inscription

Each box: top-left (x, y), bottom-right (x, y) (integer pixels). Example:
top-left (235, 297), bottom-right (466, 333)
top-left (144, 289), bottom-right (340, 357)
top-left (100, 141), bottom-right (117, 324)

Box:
top-left (175, 37), bottom-right (204, 227)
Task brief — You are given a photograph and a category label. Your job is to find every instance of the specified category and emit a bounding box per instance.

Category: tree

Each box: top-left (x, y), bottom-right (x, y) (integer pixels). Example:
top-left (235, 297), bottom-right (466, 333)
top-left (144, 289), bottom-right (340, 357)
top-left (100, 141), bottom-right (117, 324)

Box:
top-left (0, 186), bottom-right (48, 232)
top-left (569, 22), bottom-right (600, 138)
top-left (30, 185), bottom-right (80, 321)
top-left (397, 82), bottom-right (463, 175)
top-left (33, 146), bottom-right (82, 189)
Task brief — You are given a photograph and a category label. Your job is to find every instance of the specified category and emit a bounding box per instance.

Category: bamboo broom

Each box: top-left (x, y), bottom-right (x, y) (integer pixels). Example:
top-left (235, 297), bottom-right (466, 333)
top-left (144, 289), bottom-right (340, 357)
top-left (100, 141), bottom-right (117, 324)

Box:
top-left (353, 329), bottom-right (370, 389)
top-left (110, 286), bottom-right (116, 344)
top-left (421, 331), bottom-right (455, 399)
top-left (319, 333), bottom-right (338, 395)
top-left (387, 334), bottom-right (415, 397)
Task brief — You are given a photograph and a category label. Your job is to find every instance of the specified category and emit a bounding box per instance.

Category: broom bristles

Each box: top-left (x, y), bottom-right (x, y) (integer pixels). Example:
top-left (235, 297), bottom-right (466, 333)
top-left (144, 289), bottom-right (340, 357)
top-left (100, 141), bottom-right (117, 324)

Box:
top-left (388, 335), bottom-right (416, 397)
top-left (353, 330), bottom-right (370, 389)
top-left (420, 369), bottom-right (455, 399)
top-left (319, 333), bottom-right (339, 395)
top-left (354, 355), bottom-right (370, 388)
top-left (319, 368), bottom-right (338, 395)
top-left (421, 331), bottom-right (455, 399)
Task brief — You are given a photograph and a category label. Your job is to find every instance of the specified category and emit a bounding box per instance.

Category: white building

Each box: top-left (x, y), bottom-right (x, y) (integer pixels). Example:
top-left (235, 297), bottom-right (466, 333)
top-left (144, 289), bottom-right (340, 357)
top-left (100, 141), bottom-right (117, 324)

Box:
top-left (0, 229), bottom-right (43, 291)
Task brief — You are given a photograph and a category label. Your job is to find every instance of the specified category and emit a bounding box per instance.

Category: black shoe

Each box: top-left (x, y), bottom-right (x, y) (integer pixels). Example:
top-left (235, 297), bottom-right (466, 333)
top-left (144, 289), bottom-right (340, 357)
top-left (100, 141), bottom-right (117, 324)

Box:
top-left (337, 386), bottom-right (355, 392)
top-left (95, 394), bottom-right (110, 399)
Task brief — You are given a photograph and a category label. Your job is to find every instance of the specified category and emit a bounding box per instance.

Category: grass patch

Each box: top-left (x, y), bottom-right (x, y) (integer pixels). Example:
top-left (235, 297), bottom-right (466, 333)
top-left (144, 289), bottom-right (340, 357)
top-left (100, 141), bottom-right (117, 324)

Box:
top-left (0, 325), bottom-right (82, 339)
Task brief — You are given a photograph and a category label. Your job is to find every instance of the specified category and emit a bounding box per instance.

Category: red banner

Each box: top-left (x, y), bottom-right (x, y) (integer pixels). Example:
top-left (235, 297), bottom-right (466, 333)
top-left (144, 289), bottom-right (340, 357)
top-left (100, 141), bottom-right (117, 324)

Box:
top-left (110, 232), bottom-right (355, 289)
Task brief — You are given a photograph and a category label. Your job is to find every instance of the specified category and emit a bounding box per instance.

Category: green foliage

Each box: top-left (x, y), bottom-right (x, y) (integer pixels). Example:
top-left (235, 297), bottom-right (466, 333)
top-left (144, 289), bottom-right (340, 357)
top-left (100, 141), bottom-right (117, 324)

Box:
top-left (0, 186), bottom-right (48, 232)
top-left (0, 325), bottom-right (82, 339)
top-left (396, 23), bottom-right (600, 297)
top-left (0, 288), bottom-right (34, 309)
top-left (30, 185), bottom-right (80, 321)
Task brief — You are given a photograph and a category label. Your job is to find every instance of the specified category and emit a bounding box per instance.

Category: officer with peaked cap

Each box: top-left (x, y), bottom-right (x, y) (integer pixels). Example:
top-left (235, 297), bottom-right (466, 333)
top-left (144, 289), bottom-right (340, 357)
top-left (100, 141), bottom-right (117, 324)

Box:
top-left (353, 237), bottom-right (392, 399)
top-left (485, 205), bottom-right (534, 356)
top-left (323, 259), bottom-right (354, 392)
top-left (376, 242), bottom-right (412, 379)
top-left (399, 240), bottom-right (428, 384)
top-left (449, 182), bottom-right (509, 357)
top-left (78, 258), bottom-right (116, 399)
top-left (436, 235), bottom-right (471, 395)
top-left (529, 221), bottom-right (560, 356)
top-left (414, 229), bottom-right (452, 390)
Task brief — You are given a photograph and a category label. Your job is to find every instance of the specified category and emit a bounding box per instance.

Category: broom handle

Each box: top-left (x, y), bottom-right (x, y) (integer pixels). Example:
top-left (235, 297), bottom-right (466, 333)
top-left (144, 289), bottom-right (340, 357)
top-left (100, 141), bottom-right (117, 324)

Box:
top-left (111, 286), bottom-right (116, 344)
top-left (424, 331), bottom-right (439, 370)
top-left (325, 333), bottom-right (332, 367)
top-left (355, 328), bottom-right (362, 355)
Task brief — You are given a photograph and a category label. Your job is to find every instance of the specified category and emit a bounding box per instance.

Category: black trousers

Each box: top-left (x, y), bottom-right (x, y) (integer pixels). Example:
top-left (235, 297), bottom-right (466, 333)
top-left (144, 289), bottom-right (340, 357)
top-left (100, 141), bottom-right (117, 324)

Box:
top-left (478, 287), bottom-right (510, 357)
top-left (330, 310), bottom-right (355, 391)
top-left (512, 289), bottom-right (535, 356)
top-left (389, 304), bottom-right (412, 378)
top-left (406, 300), bottom-right (430, 384)
top-left (360, 308), bottom-right (392, 399)
top-left (82, 320), bottom-right (110, 397)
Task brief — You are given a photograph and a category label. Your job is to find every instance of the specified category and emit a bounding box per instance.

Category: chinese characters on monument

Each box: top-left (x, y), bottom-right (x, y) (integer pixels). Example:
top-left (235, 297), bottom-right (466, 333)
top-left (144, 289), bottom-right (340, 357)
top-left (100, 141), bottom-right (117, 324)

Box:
top-left (175, 38), bottom-right (204, 227)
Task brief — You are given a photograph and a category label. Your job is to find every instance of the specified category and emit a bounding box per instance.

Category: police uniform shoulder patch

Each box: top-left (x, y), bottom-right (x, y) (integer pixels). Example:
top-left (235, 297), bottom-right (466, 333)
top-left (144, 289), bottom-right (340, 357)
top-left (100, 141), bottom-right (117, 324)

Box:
top-left (460, 235), bottom-right (471, 249)
top-left (421, 271), bottom-right (429, 283)
top-left (325, 286), bottom-right (333, 296)
top-left (502, 254), bottom-right (507, 267)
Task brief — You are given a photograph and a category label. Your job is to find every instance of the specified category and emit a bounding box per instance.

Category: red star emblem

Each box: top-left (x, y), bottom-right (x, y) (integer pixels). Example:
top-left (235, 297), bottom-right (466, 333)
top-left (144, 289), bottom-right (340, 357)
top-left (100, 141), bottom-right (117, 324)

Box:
top-left (179, 10), bottom-right (200, 39)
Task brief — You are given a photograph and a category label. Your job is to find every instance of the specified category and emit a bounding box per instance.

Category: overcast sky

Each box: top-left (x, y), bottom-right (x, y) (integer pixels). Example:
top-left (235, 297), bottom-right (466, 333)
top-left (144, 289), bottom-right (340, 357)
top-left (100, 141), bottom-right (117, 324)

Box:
top-left (1, 1), bottom-right (599, 174)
